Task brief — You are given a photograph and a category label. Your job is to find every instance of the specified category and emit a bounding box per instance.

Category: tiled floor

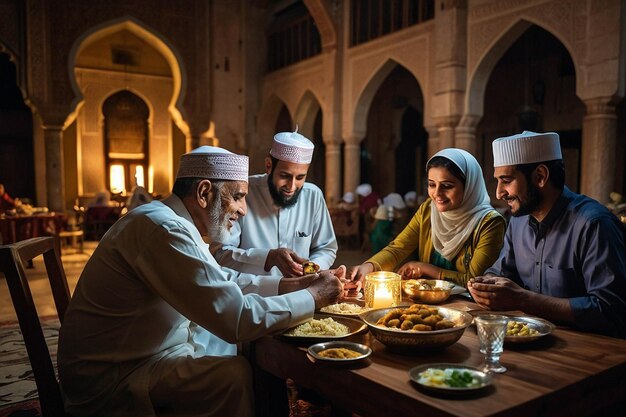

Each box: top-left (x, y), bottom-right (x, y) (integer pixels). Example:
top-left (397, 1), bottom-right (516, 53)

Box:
top-left (0, 241), bottom-right (371, 322)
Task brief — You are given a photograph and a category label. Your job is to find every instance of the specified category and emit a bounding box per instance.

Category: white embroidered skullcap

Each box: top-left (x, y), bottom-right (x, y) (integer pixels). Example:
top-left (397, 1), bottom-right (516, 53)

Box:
top-left (404, 191), bottom-right (417, 203)
top-left (493, 131), bottom-right (562, 167)
top-left (342, 192), bottom-right (356, 204)
top-left (270, 128), bottom-right (315, 164)
top-left (383, 193), bottom-right (406, 209)
top-left (176, 146), bottom-right (249, 182)
top-left (356, 183), bottom-right (372, 197)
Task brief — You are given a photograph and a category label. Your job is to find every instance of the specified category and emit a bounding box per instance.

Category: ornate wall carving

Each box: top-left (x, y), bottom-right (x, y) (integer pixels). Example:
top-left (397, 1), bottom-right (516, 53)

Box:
top-left (468, 0), bottom-right (577, 74)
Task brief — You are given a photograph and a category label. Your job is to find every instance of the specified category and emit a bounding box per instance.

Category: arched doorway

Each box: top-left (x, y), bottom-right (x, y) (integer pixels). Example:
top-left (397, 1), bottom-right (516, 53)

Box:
top-left (395, 106), bottom-right (428, 196)
top-left (476, 25), bottom-right (584, 193)
top-left (0, 53), bottom-right (34, 202)
top-left (103, 90), bottom-right (150, 195)
top-left (361, 65), bottom-right (425, 197)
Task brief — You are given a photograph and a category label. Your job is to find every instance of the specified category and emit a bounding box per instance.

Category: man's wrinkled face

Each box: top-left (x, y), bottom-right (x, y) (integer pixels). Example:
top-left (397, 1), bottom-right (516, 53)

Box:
top-left (494, 166), bottom-right (543, 217)
top-left (206, 181), bottom-right (247, 241)
top-left (266, 159), bottom-right (309, 208)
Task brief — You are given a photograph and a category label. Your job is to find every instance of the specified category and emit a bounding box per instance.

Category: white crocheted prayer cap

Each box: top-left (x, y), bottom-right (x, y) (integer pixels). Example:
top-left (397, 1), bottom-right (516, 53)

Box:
top-left (342, 191), bottom-right (356, 204)
top-left (493, 131), bottom-right (562, 167)
top-left (383, 193), bottom-right (406, 209)
top-left (270, 128), bottom-right (314, 164)
top-left (176, 146), bottom-right (249, 182)
top-left (356, 183), bottom-right (372, 197)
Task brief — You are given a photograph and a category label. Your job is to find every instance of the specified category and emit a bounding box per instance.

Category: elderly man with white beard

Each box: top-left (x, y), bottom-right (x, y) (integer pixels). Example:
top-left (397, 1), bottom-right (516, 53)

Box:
top-left (57, 146), bottom-right (345, 417)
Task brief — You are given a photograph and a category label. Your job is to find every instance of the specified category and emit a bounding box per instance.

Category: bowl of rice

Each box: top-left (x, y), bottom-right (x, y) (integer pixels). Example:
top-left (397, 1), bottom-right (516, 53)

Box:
top-left (279, 314), bottom-right (368, 342)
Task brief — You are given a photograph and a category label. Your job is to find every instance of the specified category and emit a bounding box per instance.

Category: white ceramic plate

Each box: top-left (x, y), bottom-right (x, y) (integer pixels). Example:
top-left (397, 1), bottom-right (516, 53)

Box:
top-left (319, 302), bottom-right (370, 318)
top-left (409, 363), bottom-right (492, 395)
top-left (278, 314), bottom-right (368, 342)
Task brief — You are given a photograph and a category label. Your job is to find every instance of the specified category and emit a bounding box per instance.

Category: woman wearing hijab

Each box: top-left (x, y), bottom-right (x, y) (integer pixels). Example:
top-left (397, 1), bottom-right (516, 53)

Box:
top-left (347, 148), bottom-right (506, 287)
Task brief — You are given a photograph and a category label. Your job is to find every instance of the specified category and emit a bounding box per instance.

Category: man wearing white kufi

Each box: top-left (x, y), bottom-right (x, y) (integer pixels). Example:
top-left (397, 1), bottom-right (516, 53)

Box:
top-left (58, 146), bottom-right (343, 416)
top-left (468, 131), bottom-right (626, 339)
top-left (213, 129), bottom-right (338, 277)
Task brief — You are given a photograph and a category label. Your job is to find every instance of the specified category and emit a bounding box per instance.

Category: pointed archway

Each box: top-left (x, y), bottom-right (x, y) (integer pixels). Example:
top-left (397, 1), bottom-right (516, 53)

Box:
top-left (0, 52), bottom-right (34, 202)
top-left (474, 24), bottom-right (584, 194)
top-left (357, 63), bottom-right (425, 198)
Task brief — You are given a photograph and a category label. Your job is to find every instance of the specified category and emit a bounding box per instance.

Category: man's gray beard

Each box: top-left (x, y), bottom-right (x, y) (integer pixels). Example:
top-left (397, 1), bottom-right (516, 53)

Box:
top-left (206, 192), bottom-right (230, 242)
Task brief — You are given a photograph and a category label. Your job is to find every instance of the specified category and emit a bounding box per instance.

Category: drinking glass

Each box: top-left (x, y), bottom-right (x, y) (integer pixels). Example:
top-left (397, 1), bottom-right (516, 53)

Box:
top-left (475, 314), bottom-right (507, 373)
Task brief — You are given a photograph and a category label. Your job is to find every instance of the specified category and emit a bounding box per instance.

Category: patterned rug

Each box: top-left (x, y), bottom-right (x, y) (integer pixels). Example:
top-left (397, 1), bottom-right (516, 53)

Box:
top-left (0, 317), bottom-right (59, 417)
top-left (0, 318), bottom-right (337, 417)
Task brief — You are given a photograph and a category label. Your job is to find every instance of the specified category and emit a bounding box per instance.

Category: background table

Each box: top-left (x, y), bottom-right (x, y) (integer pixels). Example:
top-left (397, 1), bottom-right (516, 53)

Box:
top-left (251, 299), bottom-right (626, 417)
top-left (0, 213), bottom-right (67, 245)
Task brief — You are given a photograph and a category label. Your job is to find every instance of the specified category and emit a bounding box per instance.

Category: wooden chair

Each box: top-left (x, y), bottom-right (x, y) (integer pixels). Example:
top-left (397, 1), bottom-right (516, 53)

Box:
top-left (0, 236), bottom-right (71, 417)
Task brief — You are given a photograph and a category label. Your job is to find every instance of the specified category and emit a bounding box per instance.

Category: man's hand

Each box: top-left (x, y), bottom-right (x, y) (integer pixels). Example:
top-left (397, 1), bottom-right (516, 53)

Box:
top-left (306, 271), bottom-right (344, 310)
top-left (467, 276), bottom-right (526, 310)
top-left (265, 248), bottom-right (307, 277)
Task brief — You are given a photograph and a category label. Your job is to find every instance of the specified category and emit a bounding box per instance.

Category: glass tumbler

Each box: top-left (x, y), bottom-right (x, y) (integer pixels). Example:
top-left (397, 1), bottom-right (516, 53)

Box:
top-left (475, 314), bottom-right (507, 373)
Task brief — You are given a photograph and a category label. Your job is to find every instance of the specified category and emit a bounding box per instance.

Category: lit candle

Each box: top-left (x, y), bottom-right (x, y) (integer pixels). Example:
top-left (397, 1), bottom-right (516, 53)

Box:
top-left (364, 271), bottom-right (401, 309)
top-left (373, 285), bottom-right (394, 308)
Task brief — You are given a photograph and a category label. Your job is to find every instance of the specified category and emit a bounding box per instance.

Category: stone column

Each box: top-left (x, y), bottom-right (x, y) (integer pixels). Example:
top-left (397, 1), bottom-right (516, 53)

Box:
top-left (580, 98), bottom-right (617, 203)
top-left (43, 125), bottom-right (66, 212)
top-left (343, 136), bottom-right (362, 197)
top-left (455, 114), bottom-right (480, 155)
top-left (433, 116), bottom-right (459, 152)
top-left (324, 141), bottom-right (342, 207)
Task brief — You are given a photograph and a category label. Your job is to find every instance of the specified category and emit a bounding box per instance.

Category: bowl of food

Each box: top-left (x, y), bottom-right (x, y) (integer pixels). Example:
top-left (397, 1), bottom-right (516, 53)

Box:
top-left (402, 279), bottom-right (454, 304)
top-left (359, 305), bottom-right (473, 354)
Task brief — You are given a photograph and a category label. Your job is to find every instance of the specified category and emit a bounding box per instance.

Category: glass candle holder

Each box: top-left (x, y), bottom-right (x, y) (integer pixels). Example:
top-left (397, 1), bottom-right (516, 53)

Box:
top-left (364, 271), bottom-right (402, 309)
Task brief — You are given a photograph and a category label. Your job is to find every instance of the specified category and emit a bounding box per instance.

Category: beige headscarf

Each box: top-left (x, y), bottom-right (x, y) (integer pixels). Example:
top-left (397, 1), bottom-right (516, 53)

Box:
top-left (429, 148), bottom-right (494, 261)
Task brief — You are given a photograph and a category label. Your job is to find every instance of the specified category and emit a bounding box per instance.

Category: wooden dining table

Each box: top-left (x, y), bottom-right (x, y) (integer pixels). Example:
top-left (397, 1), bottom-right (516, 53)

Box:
top-left (250, 297), bottom-right (626, 417)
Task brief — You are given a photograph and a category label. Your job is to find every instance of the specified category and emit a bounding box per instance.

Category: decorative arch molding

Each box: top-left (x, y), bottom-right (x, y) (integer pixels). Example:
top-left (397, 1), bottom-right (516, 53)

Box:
top-left (294, 90), bottom-right (323, 141)
top-left (303, 0), bottom-right (337, 50)
top-left (67, 16), bottom-right (187, 134)
top-left (0, 43), bottom-right (30, 111)
top-left (350, 59), bottom-right (424, 140)
top-left (467, 13), bottom-right (581, 117)
top-left (257, 94), bottom-right (290, 151)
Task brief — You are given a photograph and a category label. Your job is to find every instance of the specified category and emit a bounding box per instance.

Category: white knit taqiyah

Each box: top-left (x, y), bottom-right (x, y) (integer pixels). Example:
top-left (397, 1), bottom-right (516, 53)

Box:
top-left (492, 131), bottom-right (562, 167)
top-left (270, 129), bottom-right (315, 164)
top-left (176, 146), bottom-right (249, 182)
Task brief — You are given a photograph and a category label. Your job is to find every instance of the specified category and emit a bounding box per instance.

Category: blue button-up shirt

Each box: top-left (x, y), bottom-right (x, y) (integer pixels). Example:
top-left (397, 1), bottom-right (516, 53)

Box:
top-left (487, 187), bottom-right (626, 338)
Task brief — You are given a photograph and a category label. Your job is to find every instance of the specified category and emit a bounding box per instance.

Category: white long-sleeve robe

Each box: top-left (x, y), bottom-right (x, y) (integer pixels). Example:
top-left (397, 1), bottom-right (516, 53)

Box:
top-left (213, 174), bottom-right (337, 276)
top-left (57, 194), bottom-right (314, 416)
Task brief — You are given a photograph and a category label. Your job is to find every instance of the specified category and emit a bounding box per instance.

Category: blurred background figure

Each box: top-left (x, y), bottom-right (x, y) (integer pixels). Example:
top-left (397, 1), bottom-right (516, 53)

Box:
top-left (383, 192), bottom-right (408, 234)
top-left (370, 204), bottom-right (394, 253)
top-left (338, 191), bottom-right (357, 210)
top-left (87, 191), bottom-right (114, 208)
top-left (124, 186), bottom-right (153, 213)
top-left (0, 183), bottom-right (20, 212)
top-left (404, 191), bottom-right (418, 215)
top-left (356, 183), bottom-right (380, 216)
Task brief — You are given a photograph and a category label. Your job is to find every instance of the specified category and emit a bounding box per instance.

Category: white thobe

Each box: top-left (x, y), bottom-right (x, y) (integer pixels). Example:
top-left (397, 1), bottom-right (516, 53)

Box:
top-left (57, 194), bottom-right (314, 417)
top-left (213, 174), bottom-right (338, 276)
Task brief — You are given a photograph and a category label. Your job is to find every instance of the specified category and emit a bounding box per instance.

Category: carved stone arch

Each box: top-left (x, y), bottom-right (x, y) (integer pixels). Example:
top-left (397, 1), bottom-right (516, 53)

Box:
top-left (303, 0), bottom-right (337, 50)
top-left (99, 87), bottom-right (156, 128)
top-left (0, 44), bottom-right (32, 112)
top-left (67, 16), bottom-right (187, 134)
top-left (351, 59), bottom-right (424, 141)
top-left (294, 90), bottom-right (322, 141)
top-left (467, 18), bottom-right (578, 118)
